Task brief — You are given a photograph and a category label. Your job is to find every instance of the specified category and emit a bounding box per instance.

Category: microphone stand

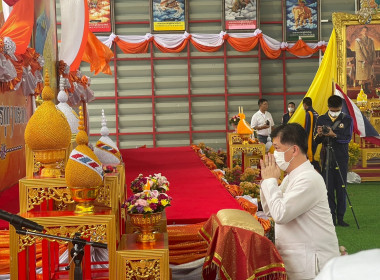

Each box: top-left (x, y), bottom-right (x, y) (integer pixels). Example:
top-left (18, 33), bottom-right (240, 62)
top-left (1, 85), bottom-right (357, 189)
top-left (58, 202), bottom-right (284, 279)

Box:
top-left (14, 227), bottom-right (107, 280)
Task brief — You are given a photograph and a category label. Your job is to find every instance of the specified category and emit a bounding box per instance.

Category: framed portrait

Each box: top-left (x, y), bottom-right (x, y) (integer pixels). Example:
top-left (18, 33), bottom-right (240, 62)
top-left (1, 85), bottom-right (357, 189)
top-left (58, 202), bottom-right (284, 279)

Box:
top-left (88, 0), bottom-right (114, 34)
top-left (150, 0), bottom-right (188, 33)
top-left (222, 0), bottom-right (259, 32)
top-left (283, 0), bottom-right (320, 42)
top-left (333, 12), bottom-right (380, 99)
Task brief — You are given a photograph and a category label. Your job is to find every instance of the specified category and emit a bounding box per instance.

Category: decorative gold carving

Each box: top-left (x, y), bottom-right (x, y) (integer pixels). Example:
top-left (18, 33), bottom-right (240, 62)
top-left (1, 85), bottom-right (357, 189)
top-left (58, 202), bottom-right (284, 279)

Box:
top-left (27, 186), bottom-right (74, 211)
top-left (228, 133), bottom-right (265, 168)
top-left (366, 152), bottom-right (380, 160)
top-left (332, 12), bottom-right (380, 94)
top-left (97, 183), bottom-right (111, 207)
top-left (356, 0), bottom-right (377, 24)
top-left (18, 224), bottom-right (108, 252)
top-left (125, 259), bottom-right (160, 280)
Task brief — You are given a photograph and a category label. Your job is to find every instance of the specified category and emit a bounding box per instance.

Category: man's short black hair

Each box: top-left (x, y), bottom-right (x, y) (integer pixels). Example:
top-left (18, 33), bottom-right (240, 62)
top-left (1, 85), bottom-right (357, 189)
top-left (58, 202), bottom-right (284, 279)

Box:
top-left (328, 95), bottom-right (343, 108)
top-left (303, 97), bottom-right (312, 107)
top-left (258, 98), bottom-right (268, 106)
top-left (271, 123), bottom-right (308, 154)
top-left (288, 102), bottom-right (295, 106)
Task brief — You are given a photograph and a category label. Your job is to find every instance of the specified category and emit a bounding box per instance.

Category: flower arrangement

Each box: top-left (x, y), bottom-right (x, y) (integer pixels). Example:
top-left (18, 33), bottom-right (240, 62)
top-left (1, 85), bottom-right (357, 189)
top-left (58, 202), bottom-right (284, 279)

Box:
top-left (229, 114), bottom-right (240, 126)
top-left (123, 189), bottom-right (172, 214)
top-left (130, 173), bottom-right (170, 193)
top-left (239, 181), bottom-right (261, 201)
top-left (197, 143), bottom-right (227, 169)
top-left (348, 142), bottom-right (361, 170)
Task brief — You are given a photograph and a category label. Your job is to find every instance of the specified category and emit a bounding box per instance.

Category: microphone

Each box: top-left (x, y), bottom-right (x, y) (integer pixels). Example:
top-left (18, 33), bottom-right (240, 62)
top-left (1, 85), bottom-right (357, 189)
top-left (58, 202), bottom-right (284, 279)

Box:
top-left (0, 209), bottom-right (44, 232)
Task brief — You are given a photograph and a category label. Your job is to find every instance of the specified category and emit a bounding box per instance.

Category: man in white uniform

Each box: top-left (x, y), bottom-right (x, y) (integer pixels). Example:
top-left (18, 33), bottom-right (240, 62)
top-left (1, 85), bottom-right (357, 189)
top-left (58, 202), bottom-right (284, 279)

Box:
top-left (250, 98), bottom-right (274, 144)
top-left (260, 123), bottom-right (339, 280)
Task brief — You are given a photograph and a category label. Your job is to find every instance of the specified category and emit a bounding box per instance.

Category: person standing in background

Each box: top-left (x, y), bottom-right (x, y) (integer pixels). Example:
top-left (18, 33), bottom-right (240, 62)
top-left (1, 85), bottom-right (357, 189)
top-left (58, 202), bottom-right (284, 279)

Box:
top-left (314, 95), bottom-right (353, 227)
top-left (250, 98), bottom-right (274, 144)
top-left (303, 97), bottom-right (320, 171)
top-left (282, 102), bottom-right (295, 124)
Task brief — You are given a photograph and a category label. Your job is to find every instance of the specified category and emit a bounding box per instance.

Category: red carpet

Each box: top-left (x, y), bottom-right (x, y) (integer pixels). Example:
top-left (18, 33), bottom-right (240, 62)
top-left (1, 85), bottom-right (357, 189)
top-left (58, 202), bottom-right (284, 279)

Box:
top-left (121, 146), bottom-right (242, 224)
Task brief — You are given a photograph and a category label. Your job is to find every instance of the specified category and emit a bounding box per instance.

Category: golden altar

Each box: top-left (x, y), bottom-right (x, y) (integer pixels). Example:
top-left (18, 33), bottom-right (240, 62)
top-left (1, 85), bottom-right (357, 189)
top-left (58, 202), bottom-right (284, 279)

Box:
top-left (9, 208), bottom-right (116, 280)
top-left (227, 133), bottom-right (265, 168)
top-left (116, 233), bottom-right (170, 280)
top-left (354, 98), bottom-right (380, 167)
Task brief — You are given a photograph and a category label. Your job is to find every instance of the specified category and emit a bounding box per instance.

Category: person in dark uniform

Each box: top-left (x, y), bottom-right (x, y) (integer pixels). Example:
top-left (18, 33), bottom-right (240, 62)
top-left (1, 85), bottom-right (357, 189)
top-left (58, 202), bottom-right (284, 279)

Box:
top-left (314, 95), bottom-right (353, 227)
top-left (303, 97), bottom-right (320, 171)
top-left (281, 102), bottom-right (295, 124)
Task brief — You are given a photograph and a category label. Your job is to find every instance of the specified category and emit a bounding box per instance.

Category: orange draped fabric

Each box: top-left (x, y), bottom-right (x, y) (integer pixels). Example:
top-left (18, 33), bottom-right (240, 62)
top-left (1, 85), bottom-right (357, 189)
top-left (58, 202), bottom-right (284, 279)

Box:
top-left (70, 0), bottom-right (89, 71)
top-left (168, 222), bottom-right (208, 265)
top-left (226, 35), bottom-right (260, 52)
top-left (190, 38), bottom-right (223, 52)
top-left (200, 214), bottom-right (286, 280)
top-left (114, 36), bottom-right (152, 54)
top-left (82, 31), bottom-right (114, 75)
top-left (287, 39), bottom-right (320, 57)
top-left (153, 36), bottom-right (190, 53)
top-left (0, 0), bottom-right (34, 54)
top-left (111, 32), bottom-right (325, 59)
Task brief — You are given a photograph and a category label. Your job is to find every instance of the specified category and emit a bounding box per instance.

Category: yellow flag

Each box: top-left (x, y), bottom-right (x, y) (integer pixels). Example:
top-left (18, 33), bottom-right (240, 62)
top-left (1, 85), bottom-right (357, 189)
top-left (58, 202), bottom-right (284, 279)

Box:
top-left (289, 29), bottom-right (337, 125)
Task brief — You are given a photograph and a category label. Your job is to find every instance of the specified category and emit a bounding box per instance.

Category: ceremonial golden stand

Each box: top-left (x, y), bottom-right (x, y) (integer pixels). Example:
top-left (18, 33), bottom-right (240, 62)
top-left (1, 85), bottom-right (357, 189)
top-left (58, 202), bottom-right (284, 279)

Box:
top-left (116, 233), bottom-right (170, 280)
top-left (227, 133), bottom-right (265, 168)
top-left (9, 208), bottom-right (116, 280)
top-left (354, 98), bottom-right (380, 167)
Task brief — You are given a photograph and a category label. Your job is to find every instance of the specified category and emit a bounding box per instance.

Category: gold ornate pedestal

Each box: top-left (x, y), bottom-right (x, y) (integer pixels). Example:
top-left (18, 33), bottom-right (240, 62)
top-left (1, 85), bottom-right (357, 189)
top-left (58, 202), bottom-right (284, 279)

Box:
top-left (116, 233), bottom-right (170, 280)
top-left (227, 133), bottom-right (265, 168)
top-left (9, 209), bottom-right (116, 280)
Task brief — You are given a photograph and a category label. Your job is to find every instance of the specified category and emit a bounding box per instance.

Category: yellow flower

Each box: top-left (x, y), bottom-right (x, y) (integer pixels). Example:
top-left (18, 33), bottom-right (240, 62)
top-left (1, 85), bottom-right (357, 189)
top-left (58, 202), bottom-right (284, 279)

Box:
top-left (128, 205), bottom-right (134, 211)
top-left (161, 199), bottom-right (169, 206)
top-left (143, 206), bottom-right (153, 213)
top-left (150, 198), bottom-right (158, 204)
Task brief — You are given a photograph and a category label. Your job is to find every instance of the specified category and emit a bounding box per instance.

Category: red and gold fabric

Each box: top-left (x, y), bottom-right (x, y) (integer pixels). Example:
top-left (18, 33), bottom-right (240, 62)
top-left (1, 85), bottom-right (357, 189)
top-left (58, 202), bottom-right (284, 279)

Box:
top-left (200, 214), bottom-right (286, 280)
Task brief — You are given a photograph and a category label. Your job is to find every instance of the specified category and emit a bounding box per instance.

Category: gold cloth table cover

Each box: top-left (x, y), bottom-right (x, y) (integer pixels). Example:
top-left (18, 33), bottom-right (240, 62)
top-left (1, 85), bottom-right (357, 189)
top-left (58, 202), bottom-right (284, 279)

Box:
top-left (9, 208), bottom-right (116, 280)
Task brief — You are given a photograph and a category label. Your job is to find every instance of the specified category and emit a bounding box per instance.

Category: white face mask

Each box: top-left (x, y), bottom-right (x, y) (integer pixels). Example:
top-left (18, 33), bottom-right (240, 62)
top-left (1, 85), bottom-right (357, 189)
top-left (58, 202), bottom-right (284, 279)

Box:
top-left (288, 107), bottom-right (294, 113)
top-left (273, 146), bottom-right (294, 171)
top-left (329, 110), bottom-right (341, 118)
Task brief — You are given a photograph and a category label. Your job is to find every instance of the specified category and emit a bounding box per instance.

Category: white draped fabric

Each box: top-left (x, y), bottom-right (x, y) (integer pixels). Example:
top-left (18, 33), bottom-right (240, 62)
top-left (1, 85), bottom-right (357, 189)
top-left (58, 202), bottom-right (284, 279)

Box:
top-left (96, 31), bottom-right (327, 58)
top-left (59, 0), bottom-right (86, 67)
top-left (1, 0), bottom-right (12, 22)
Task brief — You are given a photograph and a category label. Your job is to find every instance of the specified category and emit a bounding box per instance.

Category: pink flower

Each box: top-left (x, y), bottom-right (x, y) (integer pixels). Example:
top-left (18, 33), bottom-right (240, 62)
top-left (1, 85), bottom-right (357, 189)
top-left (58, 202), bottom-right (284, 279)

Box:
top-left (135, 199), bottom-right (148, 207)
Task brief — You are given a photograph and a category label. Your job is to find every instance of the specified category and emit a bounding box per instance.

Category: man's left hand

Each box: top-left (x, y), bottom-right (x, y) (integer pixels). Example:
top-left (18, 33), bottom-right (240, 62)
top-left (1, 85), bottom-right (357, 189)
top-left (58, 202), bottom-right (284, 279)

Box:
top-left (260, 153), bottom-right (281, 180)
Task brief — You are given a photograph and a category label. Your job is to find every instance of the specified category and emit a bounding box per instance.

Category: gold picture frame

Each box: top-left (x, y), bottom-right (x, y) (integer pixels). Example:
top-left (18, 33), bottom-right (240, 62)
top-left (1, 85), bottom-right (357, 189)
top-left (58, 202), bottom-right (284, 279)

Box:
top-left (332, 12), bottom-right (380, 99)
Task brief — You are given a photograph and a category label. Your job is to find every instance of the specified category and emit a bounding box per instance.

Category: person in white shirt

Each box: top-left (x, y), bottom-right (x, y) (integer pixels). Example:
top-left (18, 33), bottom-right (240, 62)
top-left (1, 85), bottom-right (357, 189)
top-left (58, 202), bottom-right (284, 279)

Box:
top-left (250, 98), bottom-right (274, 144)
top-left (260, 123), bottom-right (339, 280)
top-left (314, 249), bottom-right (380, 280)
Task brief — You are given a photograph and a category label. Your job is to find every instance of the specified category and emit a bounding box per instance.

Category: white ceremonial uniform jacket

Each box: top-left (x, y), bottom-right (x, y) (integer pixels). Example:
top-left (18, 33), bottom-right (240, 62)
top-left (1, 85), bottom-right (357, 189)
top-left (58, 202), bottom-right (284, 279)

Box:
top-left (260, 160), bottom-right (339, 280)
top-left (250, 110), bottom-right (274, 137)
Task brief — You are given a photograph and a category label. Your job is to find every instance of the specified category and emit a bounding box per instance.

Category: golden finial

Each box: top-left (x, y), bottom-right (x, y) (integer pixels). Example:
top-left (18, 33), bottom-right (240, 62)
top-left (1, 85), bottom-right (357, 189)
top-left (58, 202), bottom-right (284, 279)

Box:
top-left (41, 70), bottom-right (54, 101)
top-left (75, 106), bottom-right (88, 145)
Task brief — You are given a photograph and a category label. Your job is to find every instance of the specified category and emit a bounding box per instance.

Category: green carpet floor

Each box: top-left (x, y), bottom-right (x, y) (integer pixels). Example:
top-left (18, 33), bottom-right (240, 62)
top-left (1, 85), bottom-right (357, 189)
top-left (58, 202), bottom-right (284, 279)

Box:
top-left (335, 182), bottom-right (380, 254)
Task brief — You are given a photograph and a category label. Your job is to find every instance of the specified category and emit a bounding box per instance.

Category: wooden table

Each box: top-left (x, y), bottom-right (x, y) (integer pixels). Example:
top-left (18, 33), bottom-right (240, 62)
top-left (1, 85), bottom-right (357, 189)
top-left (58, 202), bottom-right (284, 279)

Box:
top-left (227, 133), bottom-right (265, 168)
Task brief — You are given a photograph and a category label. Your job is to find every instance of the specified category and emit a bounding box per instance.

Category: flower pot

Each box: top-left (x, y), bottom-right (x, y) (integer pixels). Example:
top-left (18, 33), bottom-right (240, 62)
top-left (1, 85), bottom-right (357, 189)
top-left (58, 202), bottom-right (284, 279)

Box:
top-left (128, 212), bottom-right (163, 242)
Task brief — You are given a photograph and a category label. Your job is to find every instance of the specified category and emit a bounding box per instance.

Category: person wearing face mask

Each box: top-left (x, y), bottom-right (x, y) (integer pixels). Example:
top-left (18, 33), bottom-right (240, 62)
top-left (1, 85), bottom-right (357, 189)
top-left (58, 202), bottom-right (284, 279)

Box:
top-left (314, 95), bottom-right (353, 227)
top-left (260, 123), bottom-right (339, 280)
top-left (281, 102), bottom-right (295, 125)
